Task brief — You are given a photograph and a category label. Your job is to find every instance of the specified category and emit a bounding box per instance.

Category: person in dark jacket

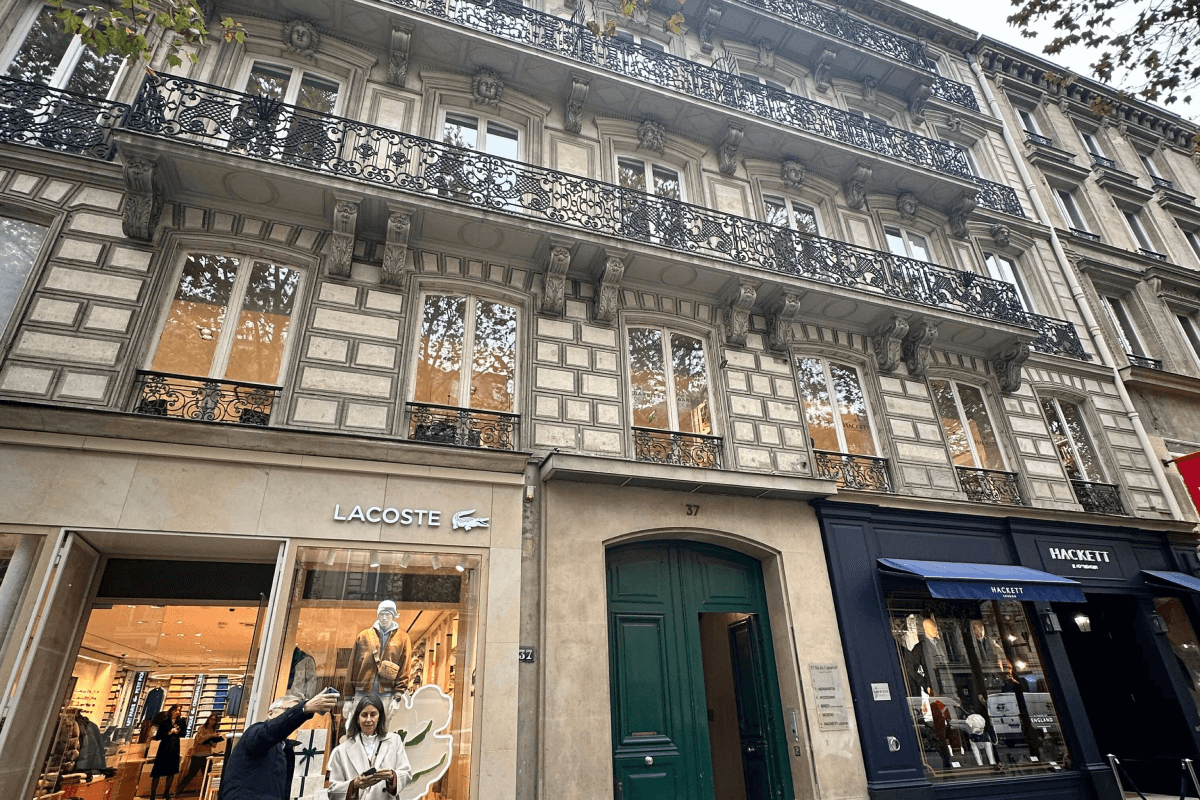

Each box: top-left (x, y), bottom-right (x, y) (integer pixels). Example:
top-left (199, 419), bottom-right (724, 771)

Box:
top-left (217, 690), bottom-right (339, 800)
top-left (150, 704), bottom-right (183, 800)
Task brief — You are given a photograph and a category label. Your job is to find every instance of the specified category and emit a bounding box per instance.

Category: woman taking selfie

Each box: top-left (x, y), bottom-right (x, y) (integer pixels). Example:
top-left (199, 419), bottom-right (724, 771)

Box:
top-left (327, 694), bottom-right (411, 800)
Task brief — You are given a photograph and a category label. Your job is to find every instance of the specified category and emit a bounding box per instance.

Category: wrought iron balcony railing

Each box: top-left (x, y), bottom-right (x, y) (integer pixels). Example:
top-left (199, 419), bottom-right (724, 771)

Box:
top-left (0, 76), bottom-right (126, 160)
top-left (1069, 228), bottom-right (1100, 242)
top-left (956, 466), bottom-right (1025, 505)
top-left (1070, 479), bottom-right (1125, 515)
top-left (407, 402), bottom-right (518, 449)
top-left (1027, 313), bottom-right (1090, 361)
top-left (1126, 353), bottom-right (1163, 370)
top-left (1089, 152), bottom-right (1117, 169)
top-left (130, 370), bottom-right (279, 425)
top-left (127, 76), bottom-right (1050, 336)
top-left (814, 450), bottom-right (893, 492)
top-left (1151, 176), bottom-right (1174, 190)
top-left (1024, 131), bottom-right (1053, 147)
top-left (971, 175), bottom-right (1024, 217)
top-left (1138, 248), bottom-right (1167, 262)
top-left (632, 427), bottom-right (723, 468)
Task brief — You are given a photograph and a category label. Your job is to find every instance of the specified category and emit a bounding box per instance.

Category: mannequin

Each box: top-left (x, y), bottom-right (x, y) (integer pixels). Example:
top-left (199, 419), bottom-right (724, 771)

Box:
top-left (288, 646), bottom-right (319, 700)
top-left (350, 600), bottom-right (412, 697)
top-left (966, 713), bottom-right (996, 766)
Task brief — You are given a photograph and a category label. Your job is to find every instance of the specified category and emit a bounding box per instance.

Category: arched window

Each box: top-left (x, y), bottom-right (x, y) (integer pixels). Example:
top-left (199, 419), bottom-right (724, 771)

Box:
top-left (794, 357), bottom-right (877, 456)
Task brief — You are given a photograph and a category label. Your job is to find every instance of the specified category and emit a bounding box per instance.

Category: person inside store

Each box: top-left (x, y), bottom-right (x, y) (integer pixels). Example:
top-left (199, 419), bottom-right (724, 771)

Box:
top-left (216, 690), bottom-right (339, 800)
top-left (327, 694), bottom-right (411, 800)
top-left (178, 712), bottom-right (224, 795)
top-left (150, 704), bottom-right (184, 800)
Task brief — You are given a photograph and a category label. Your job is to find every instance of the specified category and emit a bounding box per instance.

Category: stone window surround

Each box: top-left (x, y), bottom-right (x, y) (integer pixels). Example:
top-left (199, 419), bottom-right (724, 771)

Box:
top-left (927, 372), bottom-right (1019, 471)
top-left (417, 72), bottom-right (551, 167)
top-left (790, 347), bottom-right (888, 458)
top-left (968, 227), bottom-right (1052, 316)
top-left (232, 58), bottom-right (346, 116)
top-left (620, 313), bottom-right (723, 438)
top-left (593, 117), bottom-right (708, 202)
top-left (0, 203), bottom-right (58, 349)
top-left (744, 160), bottom-right (844, 241)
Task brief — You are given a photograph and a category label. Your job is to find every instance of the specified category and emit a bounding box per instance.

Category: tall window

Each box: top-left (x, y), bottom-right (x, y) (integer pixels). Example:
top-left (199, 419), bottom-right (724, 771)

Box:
top-left (1103, 295), bottom-right (1146, 358)
top-left (763, 195), bottom-right (818, 235)
top-left (885, 226), bottom-right (932, 261)
top-left (1184, 229), bottom-right (1200, 262)
top-left (617, 156), bottom-right (684, 243)
top-left (1017, 108), bottom-right (1041, 137)
top-left (442, 113), bottom-right (520, 159)
top-left (1123, 210), bottom-right (1154, 252)
top-left (612, 29), bottom-right (667, 53)
top-left (1139, 153), bottom-right (1162, 179)
top-left (240, 62), bottom-right (341, 164)
top-left (245, 62), bottom-right (339, 113)
top-left (628, 327), bottom-right (712, 434)
top-left (2, 5), bottom-right (122, 96)
top-left (1055, 189), bottom-right (1089, 233)
top-left (930, 380), bottom-right (1005, 470)
top-left (413, 294), bottom-right (517, 412)
top-left (1177, 313), bottom-right (1200, 368)
top-left (983, 252), bottom-right (1033, 311)
top-left (1077, 129), bottom-right (1106, 159)
top-left (1040, 398), bottom-right (1105, 482)
top-left (1, 215), bottom-right (49, 335)
top-left (149, 253), bottom-right (302, 386)
top-left (795, 357), bottom-right (877, 455)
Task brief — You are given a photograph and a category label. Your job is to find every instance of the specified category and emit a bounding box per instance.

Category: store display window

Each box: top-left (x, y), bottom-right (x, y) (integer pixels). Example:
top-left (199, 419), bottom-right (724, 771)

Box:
top-left (888, 594), bottom-right (1071, 782)
top-left (1155, 597), bottom-right (1200, 719)
top-left (273, 546), bottom-right (480, 800)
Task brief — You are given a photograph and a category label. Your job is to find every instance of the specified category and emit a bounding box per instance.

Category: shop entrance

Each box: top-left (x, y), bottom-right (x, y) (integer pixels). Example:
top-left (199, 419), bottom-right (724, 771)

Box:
top-left (1056, 593), bottom-right (1198, 794)
top-left (607, 541), bottom-right (792, 800)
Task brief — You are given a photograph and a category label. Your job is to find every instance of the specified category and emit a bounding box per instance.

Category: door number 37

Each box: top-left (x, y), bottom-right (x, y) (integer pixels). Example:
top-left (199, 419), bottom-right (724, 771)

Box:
top-left (685, 504), bottom-right (700, 516)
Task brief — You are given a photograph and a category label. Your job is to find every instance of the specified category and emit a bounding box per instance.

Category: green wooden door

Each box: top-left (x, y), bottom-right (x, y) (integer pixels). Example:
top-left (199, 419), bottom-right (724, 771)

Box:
top-left (608, 542), bottom-right (793, 800)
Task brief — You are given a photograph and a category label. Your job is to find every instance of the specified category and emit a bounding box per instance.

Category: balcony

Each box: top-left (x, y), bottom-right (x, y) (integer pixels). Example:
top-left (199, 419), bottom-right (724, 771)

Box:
top-left (1089, 153), bottom-right (1117, 169)
top-left (1138, 248), bottom-right (1168, 262)
top-left (1126, 353), bottom-right (1163, 370)
top-left (632, 427), bottom-right (724, 469)
top-left (130, 371), bottom-right (279, 426)
top-left (956, 467), bottom-right (1025, 505)
top-left (1024, 131), bottom-right (1053, 147)
top-left (1028, 313), bottom-right (1090, 361)
top-left (407, 402), bottom-right (518, 450)
top-left (1151, 176), bottom-right (1174, 190)
top-left (1070, 479), bottom-right (1126, 515)
top-left (813, 451), bottom-right (893, 492)
top-left (0, 76), bottom-right (126, 160)
top-left (1069, 228), bottom-right (1101, 242)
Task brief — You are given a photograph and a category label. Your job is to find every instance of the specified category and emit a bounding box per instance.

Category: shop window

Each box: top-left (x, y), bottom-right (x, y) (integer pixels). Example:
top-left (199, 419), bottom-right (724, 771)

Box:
top-left (794, 356), bottom-right (878, 456)
top-left (982, 252), bottom-right (1033, 312)
top-left (1103, 295), bottom-right (1147, 358)
top-left (1178, 313), bottom-right (1200, 369)
top-left (889, 595), bottom-right (1071, 781)
top-left (2, 5), bottom-right (123, 96)
top-left (884, 226), bottom-right (932, 262)
top-left (1, 214), bottom-right (50, 335)
top-left (930, 380), bottom-right (1005, 470)
top-left (627, 326), bottom-right (713, 435)
top-left (273, 546), bottom-right (476, 799)
top-left (1155, 597), bottom-right (1200, 720)
top-left (1040, 398), bottom-right (1105, 482)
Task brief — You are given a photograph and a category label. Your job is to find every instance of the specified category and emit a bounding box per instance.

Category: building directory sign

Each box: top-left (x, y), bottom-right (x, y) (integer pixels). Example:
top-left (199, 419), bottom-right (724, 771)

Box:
top-left (809, 663), bottom-right (850, 731)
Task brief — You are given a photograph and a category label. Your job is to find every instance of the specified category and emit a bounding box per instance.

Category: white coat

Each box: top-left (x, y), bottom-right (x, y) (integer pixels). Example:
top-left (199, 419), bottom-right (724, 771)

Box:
top-left (327, 732), bottom-right (412, 800)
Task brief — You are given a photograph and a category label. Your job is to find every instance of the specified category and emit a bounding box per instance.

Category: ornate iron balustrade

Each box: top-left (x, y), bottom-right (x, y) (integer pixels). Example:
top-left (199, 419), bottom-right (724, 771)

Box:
top-left (1126, 353), bottom-right (1163, 369)
top-left (1070, 479), bottom-right (1125, 515)
top-left (0, 76), bottom-right (127, 160)
top-left (1152, 176), bottom-right (1174, 190)
top-left (1069, 228), bottom-right (1100, 242)
top-left (814, 450), bottom-right (893, 492)
top-left (375, 0), bottom-right (979, 173)
top-left (407, 402), bottom-right (518, 449)
top-left (632, 427), bottom-right (723, 468)
top-left (1089, 152), bottom-right (1117, 169)
top-left (1024, 131), bottom-right (1053, 147)
top-left (957, 467), bottom-right (1025, 505)
top-left (130, 370), bottom-right (279, 425)
top-left (127, 75), bottom-right (1042, 331)
top-left (1027, 313), bottom-right (1090, 361)
top-left (1138, 248), bottom-right (1167, 262)
top-left (930, 78), bottom-right (980, 111)
top-left (972, 177), bottom-right (1024, 217)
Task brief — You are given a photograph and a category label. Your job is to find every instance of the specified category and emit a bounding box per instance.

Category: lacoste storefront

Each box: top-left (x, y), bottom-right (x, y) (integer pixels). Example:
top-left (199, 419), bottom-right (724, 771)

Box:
top-left (0, 408), bottom-right (525, 800)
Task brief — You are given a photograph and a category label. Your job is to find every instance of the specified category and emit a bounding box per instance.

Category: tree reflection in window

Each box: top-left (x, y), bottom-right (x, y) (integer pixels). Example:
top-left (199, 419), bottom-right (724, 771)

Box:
top-left (5, 7), bottom-right (121, 95)
top-left (414, 294), bottom-right (517, 412)
top-left (0, 216), bottom-right (50, 334)
top-left (931, 380), bottom-right (1005, 470)
top-left (795, 357), bottom-right (876, 455)
top-left (628, 326), bottom-right (711, 433)
top-left (1040, 398), bottom-right (1103, 481)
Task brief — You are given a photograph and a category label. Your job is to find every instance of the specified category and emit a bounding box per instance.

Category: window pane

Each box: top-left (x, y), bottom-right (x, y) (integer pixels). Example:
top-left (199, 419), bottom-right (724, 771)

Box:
top-left (1178, 315), bottom-right (1200, 365)
top-left (884, 227), bottom-right (907, 258)
top-left (223, 262), bottom-right (300, 384)
top-left (0, 216), bottom-right (49, 333)
top-left (1155, 597), bottom-right (1200, 721)
top-left (63, 44), bottom-right (121, 96)
top-left (470, 300), bottom-right (517, 412)
top-left (830, 363), bottom-right (875, 456)
top-left (415, 295), bottom-right (467, 406)
top-left (792, 204), bottom-right (819, 236)
top-left (1040, 399), bottom-right (1079, 480)
top-left (958, 385), bottom-right (1004, 471)
top-left (629, 327), bottom-right (668, 429)
top-left (651, 166), bottom-right (681, 201)
top-left (296, 73), bottom-right (338, 113)
top-left (484, 122), bottom-right (519, 160)
top-left (1105, 297), bottom-right (1142, 356)
top-left (6, 8), bottom-right (73, 85)
top-left (764, 197), bottom-right (789, 228)
top-left (245, 63), bottom-right (290, 100)
top-left (670, 333), bottom-right (711, 435)
top-left (907, 233), bottom-right (930, 262)
top-left (617, 158), bottom-right (646, 193)
top-left (931, 380), bottom-right (972, 467)
top-left (984, 253), bottom-right (1030, 311)
top-left (443, 114), bottom-right (479, 149)
top-left (795, 357), bottom-right (839, 451)
top-left (150, 254), bottom-right (240, 377)
top-left (1057, 401), bottom-right (1102, 481)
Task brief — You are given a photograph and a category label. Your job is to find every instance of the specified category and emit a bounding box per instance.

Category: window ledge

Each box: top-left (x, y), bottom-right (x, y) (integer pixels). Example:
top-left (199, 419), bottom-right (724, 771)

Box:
top-left (1120, 365), bottom-right (1200, 401)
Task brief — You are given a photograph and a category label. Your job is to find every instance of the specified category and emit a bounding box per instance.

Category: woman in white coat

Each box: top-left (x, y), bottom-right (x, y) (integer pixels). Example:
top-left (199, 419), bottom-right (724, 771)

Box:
top-left (328, 694), bottom-right (412, 800)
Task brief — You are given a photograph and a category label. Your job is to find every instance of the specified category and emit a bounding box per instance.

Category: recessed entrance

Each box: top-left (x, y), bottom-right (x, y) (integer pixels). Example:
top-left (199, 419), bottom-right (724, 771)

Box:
top-left (607, 541), bottom-right (792, 800)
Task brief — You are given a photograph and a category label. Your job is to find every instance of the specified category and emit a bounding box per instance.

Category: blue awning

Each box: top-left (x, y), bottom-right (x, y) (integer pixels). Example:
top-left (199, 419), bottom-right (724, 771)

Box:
top-left (879, 558), bottom-right (1086, 603)
top-left (1143, 570), bottom-right (1200, 593)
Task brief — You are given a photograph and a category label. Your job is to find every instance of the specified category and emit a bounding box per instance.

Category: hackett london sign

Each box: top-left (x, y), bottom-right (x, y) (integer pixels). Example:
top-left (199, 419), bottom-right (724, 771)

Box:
top-left (1038, 541), bottom-right (1123, 579)
top-left (332, 505), bottom-right (490, 531)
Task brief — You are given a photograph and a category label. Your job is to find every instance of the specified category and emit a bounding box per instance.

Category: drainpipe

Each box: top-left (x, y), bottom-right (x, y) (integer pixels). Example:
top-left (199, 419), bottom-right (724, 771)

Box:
top-left (968, 53), bottom-right (1185, 522)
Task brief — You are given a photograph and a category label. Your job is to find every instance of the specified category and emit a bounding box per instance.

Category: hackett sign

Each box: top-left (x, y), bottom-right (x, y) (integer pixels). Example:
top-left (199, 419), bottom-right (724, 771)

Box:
top-left (332, 505), bottom-right (490, 531)
top-left (1047, 547), bottom-right (1111, 568)
top-left (1038, 541), bottom-right (1123, 580)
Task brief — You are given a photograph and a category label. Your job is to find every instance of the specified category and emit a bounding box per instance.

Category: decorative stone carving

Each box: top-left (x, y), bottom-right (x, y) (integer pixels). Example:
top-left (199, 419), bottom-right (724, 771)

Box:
top-left (902, 320), bottom-right (938, 378)
top-left (282, 19), bottom-right (320, 57)
top-left (909, 81), bottom-right (932, 124)
top-left (756, 40), bottom-right (775, 70)
top-left (327, 198), bottom-right (359, 279)
top-left (541, 245), bottom-right (572, 316)
top-left (814, 48), bottom-right (837, 94)
top-left (723, 281), bottom-right (757, 347)
top-left (594, 255), bottom-right (626, 323)
top-left (993, 339), bottom-right (1032, 393)
top-left (871, 314), bottom-right (909, 372)
top-left (388, 25), bottom-right (412, 86)
top-left (843, 162), bottom-right (872, 210)
top-left (767, 291), bottom-right (803, 353)
top-left (380, 207), bottom-right (413, 287)
top-left (945, 113), bottom-right (962, 132)
top-left (781, 159), bottom-right (805, 190)
top-left (716, 121), bottom-right (744, 175)
top-left (121, 157), bottom-right (162, 242)
top-left (948, 192), bottom-right (977, 238)
top-left (698, 3), bottom-right (724, 53)
top-left (896, 191), bottom-right (919, 221)
top-left (472, 69), bottom-right (504, 108)
top-left (861, 77), bottom-right (877, 104)
top-left (564, 74), bottom-right (590, 134)
top-left (990, 224), bottom-right (1011, 248)
top-left (637, 119), bottom-right (665, 155)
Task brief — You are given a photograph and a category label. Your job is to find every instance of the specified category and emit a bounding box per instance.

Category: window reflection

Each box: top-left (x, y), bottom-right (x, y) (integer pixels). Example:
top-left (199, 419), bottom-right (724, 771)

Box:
top-left (1040, 398), bottom-right (1103, 482)
top-left (1156, 597), bottom-right (1200, 720)
top-left (5, 7), bottom-right (122, 95)
top-left (0, 216), bottom-right (49, 334)
top-left (795, 357), bottom-right (876, 455)
top-left (414, 294), bottom-right (517, 412)
top-left (628, 326), bottom-right (711, 433)
top-left (931, 381), bottom-right (1005, 470)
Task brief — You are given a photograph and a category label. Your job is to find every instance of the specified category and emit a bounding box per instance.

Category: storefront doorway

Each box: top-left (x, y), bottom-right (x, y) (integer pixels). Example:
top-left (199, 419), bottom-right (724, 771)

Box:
top-left (607, 541), bottom-right (792, 800)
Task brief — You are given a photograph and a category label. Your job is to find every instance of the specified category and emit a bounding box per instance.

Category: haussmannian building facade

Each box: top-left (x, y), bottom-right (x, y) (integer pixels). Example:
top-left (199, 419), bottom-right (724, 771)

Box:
top-left (0, 0), bottom-right (1199, 798)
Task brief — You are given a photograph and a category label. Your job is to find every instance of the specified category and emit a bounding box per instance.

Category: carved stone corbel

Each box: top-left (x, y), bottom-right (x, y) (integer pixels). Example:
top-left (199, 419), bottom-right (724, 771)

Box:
top-left (698, 3), bottom-right (724, 53)
top-left (380, 205), bottom-right (414, 287)
top-left (872, 313), bottom-right (910, 372)
top-left (993, 339), bottom-right (1032, 393)
top-left (843, 161), bottom-right (872, 210)
top-left (327, 197), bottom-right (360, 279)
top-left (756, 40), bottom-right (775, 71)
top-left (814, 48), bottom-right (837, 93)
top-left (909, 81), bottom-right (932, 123)
top-left (594, 253), bottom-right (626, 324)
top-left (766, 291), bottom-right (803, 353)
top-left (902, 320), bottom-right (938, 377)
top-left (781, 159), bottom-right (805, 189)
top-left (716, 121), bottom-right (744, 175)
top-left (723, 280), bottom-right (757, 347)
top-left (388, 24), bottom-right (412, 86)
top-left (540, 243), bottom-right (572, 316)
top-left (122, 156), bottom-right (162, 242)
top-left (948, 191), bottom-right (977, 238)
top-left (564, 74), bottom-right (590, 134)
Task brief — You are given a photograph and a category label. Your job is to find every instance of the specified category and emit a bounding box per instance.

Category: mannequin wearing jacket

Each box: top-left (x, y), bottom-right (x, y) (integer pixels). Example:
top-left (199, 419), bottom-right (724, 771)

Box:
top-left (328, 694), bottom-right (411, 800)
top-left (350, 601), bottom-right (412, 696)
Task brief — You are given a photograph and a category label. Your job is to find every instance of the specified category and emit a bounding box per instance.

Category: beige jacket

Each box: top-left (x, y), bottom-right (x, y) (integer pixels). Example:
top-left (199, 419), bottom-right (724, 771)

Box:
top-left (327, 732), bottom-right (412, 800)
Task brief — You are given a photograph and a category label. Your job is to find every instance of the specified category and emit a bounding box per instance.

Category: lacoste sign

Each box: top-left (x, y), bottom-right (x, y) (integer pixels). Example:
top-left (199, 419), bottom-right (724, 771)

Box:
top-left (333, 505), bottom-right (490, 531)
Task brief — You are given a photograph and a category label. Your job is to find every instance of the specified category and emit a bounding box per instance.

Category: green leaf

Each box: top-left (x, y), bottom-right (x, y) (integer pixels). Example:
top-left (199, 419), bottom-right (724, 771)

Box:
top-left (167, 53), bottom-right (182, 67)
top-left (405, 720), bottom-right (434, 747)
top-left (409, 754), bottom-right (447, 783)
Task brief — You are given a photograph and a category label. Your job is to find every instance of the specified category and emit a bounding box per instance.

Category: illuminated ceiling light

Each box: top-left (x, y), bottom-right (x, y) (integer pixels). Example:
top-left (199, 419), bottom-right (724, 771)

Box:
top-left (369, 551), bottom-right (381, 568)
top-left (1014, 660), bottom-right (1027, 670)
top-left (430, 554), bottom-right (441, 570)
top-left (397, 553), bottom-right (412, 568)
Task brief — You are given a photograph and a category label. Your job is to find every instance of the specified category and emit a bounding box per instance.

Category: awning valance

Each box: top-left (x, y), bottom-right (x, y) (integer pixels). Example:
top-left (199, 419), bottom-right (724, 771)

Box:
top-left (1143, 570), bottom-right (1200, 594)
top-left (879, 558), bottom-right (1086, 603)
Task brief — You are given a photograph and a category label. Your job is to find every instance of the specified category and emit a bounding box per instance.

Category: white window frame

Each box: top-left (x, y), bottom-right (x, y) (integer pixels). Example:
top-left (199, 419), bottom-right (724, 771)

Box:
top-left (1017, 108), bottom-right (1041, 137)
top-left (983, 251), bottom-right (1034, 312)
top-left (1055, 189), bottom-right (1089, 232)
top-left (1040, 397), bottom-right (1106, 482)
top-left (1103, 295), bottom-right (1146, 357)
top-left (1139, 153), bottom-right (1162, 178)
top-left (796, 356), bottom-right (880, 456)
top-left (762, 194), bottom-right (820, 235)
top-left (884, 226), bottom-right (932, 262)
top-left (625, 324), bottom-right (716, 434)
top-left (1123, 209), bottom-right (1154, 252)
top-left (1184, 228), bottom-right (1200, 262)
top-left (1078, 129), bottom-right (1106, 158)
top-left (1177, 312), bottom-right (1200, 369)
top-left (236, 59), bottom-right (345, 115)
top-left (612, 29), bottom-right (669, 53)
top-left (0, 3), bottom-right (125, 97)
top-left (615, 155), bottom-right (685, 201)
top-left (930, 379), bottom-right (1009, 470)
top-left (438, 109), bottom-right (522, 159)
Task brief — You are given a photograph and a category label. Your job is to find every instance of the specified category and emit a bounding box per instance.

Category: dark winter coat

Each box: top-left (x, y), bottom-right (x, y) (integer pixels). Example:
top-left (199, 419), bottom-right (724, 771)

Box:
top-left (151, 717), bottom-right (183, 776)
top-left (217, 703), bottom-right (314, 800)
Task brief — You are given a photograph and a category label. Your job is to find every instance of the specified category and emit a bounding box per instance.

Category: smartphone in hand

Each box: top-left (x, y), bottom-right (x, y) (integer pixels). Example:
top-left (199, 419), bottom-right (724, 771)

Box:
top-left (362, 767), bottom-right (378, 777)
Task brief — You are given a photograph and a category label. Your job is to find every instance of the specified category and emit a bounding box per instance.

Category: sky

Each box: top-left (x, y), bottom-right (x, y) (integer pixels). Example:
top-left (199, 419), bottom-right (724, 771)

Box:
top-left (913, 0), bottom-right (1199, 123)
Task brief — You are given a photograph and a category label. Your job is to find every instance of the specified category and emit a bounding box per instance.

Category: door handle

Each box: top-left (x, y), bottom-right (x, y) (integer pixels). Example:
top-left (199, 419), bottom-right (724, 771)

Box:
top-left (744, 746), bottom-right (757, 754)
top-left (645, 756), bottom-right (654, 765)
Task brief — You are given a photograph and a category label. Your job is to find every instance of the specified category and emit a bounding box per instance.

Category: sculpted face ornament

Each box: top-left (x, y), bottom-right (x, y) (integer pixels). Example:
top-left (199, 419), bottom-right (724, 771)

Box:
top-left (780, 159), bottom-right (805, 190)
top-left (896, 191), bottom-right (919, 221)
top-left (472, 69), bottom-right (504, 108)
top-left (637, 119), bottom-right (666, 155)
top-left (283, 19), bottom-right (320, 56)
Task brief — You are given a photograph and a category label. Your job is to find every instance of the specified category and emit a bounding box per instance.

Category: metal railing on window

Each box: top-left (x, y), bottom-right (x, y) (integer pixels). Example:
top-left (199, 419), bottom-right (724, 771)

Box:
top-left (632, 427), bottom-right (723, 469)
top-left (813, 450), bottom-right (893, 492)
top-left (1089, 152), bottom-right (1117, 169)
top-left (1024, 131), bottom-right (1053, 147)
top-left (1070, 479), bottom-right (1125, 515)
top-left (1027, 313), bottom-right (1091, 361)
top-left (957, 467), bottom-right (1025, 505)
top-left (1151, 176), bottom-right (1174, 190)
top-left (0, 76), bottom-right (126, 160)
top-left (407, 402), bottom-right (518, 450)
top-left (1138, 248), bottom-right (1167, 262)
top-left (971, 176), bottom-right (1024, 217)
top-left (1126, 353), bottom-right (1163, 370)
top-left (1069, 228), bottom-right (1100, 242)
top-left (130, 370), bottom-right (279, 426)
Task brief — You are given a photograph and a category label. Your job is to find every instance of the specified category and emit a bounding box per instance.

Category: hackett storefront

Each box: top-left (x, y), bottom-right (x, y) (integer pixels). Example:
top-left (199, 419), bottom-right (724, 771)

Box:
top-left (816, 501), bottom-right (1200, 800)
